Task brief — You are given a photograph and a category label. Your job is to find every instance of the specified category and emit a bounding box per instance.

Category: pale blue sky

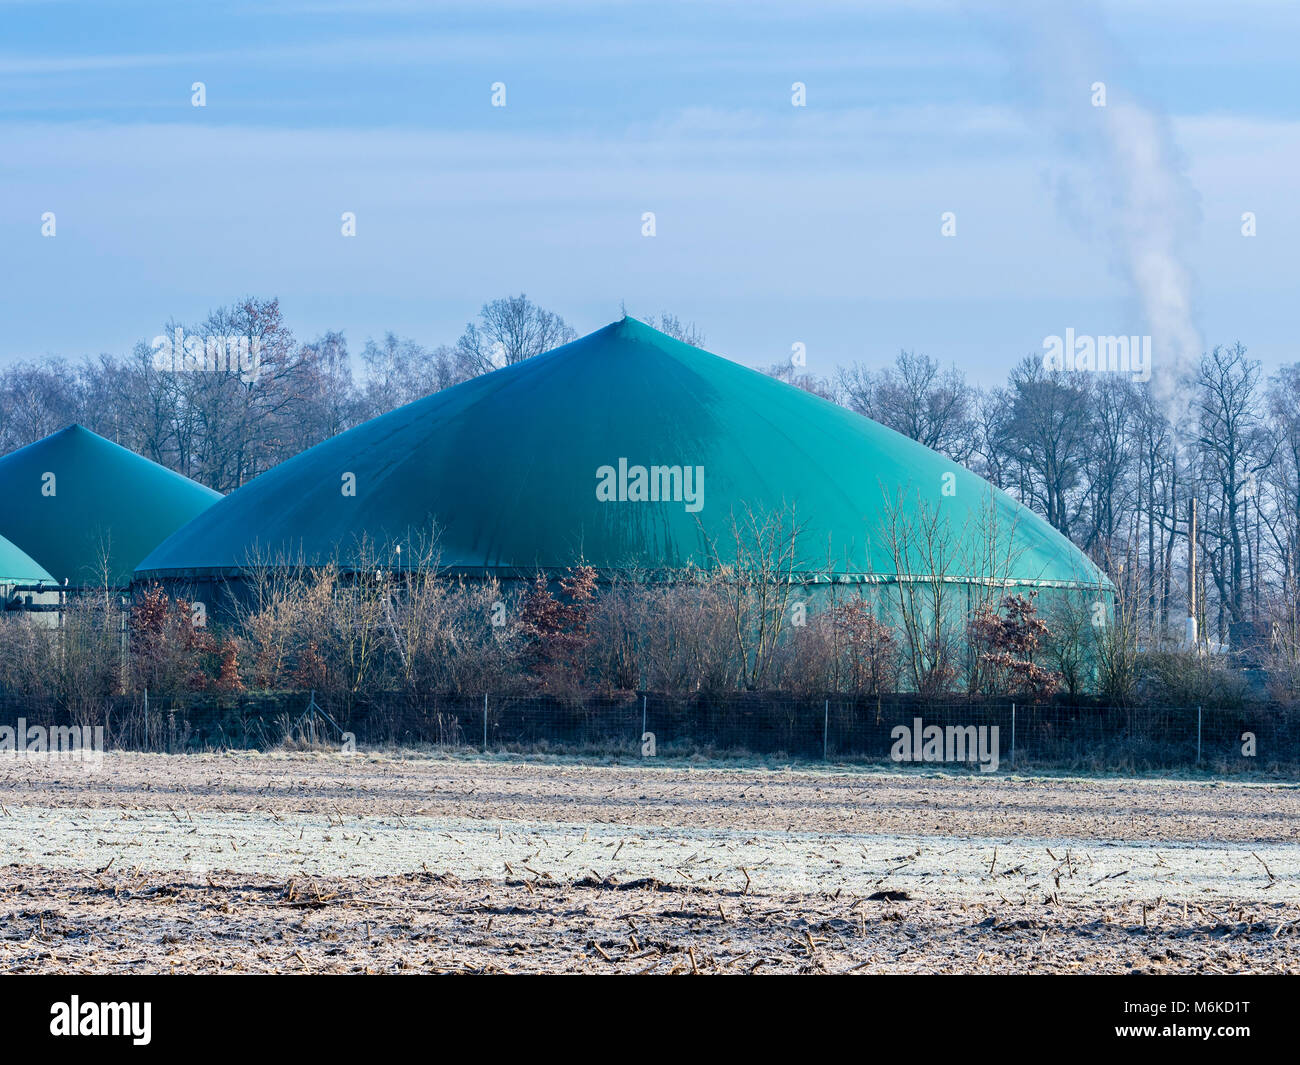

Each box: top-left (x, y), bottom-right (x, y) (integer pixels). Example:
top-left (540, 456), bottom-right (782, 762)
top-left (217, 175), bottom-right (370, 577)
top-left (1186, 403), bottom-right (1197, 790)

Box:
top-left (2, 0), bottom-right (1297, 384)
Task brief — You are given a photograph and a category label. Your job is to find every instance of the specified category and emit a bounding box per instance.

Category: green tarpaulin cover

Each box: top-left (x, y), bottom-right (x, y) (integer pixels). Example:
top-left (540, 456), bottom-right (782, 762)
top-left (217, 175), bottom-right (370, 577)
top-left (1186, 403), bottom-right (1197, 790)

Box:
top-left (0, 425), bottom-right (221, 587)
top-left (136, 318), bottom-right (1106, 590)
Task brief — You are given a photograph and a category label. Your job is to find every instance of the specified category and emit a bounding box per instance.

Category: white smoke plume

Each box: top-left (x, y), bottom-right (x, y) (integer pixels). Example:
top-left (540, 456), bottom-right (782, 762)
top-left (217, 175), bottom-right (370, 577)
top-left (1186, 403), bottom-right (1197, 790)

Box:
top-left (985, 1), bottom-right (1202, 433)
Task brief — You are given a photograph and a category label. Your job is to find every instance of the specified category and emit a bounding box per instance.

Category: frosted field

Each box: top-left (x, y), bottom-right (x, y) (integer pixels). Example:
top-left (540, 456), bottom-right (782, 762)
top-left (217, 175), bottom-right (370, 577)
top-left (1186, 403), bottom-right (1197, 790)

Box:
top-left (5, 805), bottom-right (1300, 905)
top-left (2, 751), bottom-right (1298, 973)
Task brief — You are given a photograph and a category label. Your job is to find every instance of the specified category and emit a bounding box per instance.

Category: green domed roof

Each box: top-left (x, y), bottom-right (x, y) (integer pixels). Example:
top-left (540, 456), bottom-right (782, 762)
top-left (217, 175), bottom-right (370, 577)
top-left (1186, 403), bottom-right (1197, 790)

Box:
top-left (136, 318), bottom-right (1105, 589)
top-left (0, 425), bottom-right (222, 586)
top-left (0, 532), bottom-right (54, 585)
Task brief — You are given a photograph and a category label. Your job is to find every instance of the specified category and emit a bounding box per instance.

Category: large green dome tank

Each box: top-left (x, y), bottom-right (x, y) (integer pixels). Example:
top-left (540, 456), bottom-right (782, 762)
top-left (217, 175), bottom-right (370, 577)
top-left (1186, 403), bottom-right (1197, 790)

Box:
top-left (135, 318), bottom-right (1106, 592)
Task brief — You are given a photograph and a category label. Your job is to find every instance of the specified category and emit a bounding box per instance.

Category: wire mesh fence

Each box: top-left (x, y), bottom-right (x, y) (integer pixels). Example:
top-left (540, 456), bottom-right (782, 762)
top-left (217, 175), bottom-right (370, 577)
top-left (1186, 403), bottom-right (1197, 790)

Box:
top-left (2, 690), bottom-right (1298, 774)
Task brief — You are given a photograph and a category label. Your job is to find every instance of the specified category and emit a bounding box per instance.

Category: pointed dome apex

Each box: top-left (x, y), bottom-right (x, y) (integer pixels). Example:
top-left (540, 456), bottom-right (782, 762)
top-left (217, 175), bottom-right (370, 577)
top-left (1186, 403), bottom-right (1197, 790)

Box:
top-left (603, 314), bottom-right (694, 346)
top-left (612, 315), bottom-right (656, 336)
top-left (543, 316), bottom-right (691, 359)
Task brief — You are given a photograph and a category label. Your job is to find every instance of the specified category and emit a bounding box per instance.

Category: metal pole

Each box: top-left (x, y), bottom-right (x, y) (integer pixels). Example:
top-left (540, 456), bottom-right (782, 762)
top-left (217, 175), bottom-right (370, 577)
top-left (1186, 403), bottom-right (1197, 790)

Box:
top-left (641, 694), bottom-right (647, 749)
top-left (483, 693), bottom-right (489, 751)
top-left (1010, 703), bottom-right (1016, 767)
top-left (823, 699), bottom-right (829, 761)
top-left (1197, 706), bottom-right (1202, 766)
top-left (1188, 499), bottom-right (1199, 652)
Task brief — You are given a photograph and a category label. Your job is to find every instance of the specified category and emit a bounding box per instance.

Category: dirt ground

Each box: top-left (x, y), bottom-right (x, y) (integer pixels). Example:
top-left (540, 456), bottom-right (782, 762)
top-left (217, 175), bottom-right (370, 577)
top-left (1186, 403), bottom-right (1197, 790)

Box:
top-left (2, 750), bottom-right (1298, 973)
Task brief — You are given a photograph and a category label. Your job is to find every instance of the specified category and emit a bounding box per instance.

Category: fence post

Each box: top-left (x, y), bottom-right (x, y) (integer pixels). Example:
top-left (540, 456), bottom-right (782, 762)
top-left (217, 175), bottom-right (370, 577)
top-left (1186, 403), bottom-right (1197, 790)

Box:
top-left (483, 693), bottom-right (488, 752)
top-left (641, 694), bottom-right (647, 752)
top-left (823, 699), bottom-right (829, 761)
top-left (1197, 706), bottom-right (1202, 766)
top-left (1010, 703), bottom-right (1016, 767)
top-left (143, 687), bottom-right (149, 750)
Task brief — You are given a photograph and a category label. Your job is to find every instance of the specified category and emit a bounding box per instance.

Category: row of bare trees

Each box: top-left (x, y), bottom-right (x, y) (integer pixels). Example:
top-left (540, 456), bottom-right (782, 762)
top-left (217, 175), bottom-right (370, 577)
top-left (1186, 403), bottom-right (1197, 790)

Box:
top-left (0, 575), bottom-right (1253, 720)
top-left (0, 294), bottom-right (586, 493)
top-left (2, 291), bottom-right (1296, 671)
top-left (0, 294), bottom-right (710, 495)
top-left (4, 498), bottom-right (1269, 719)
top-left (795, 343), bottom-right (1300, 667)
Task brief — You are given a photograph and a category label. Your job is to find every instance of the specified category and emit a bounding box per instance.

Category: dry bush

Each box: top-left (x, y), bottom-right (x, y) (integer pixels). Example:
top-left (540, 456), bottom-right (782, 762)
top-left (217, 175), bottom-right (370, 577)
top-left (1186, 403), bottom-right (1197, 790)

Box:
top-left (394, 572), bottom-right (522, 694)
top-left (581, 575), bottom-right (644, 692)
top-left (130, 584), bottom-right (222, 695)
top-left (967, 593), bottom-right (1060, 698)
top-left (235, 552), bottom-right (311, 688)
top-left (239, 561), bottom-right (392, 710)
top-left (701, 504), bottom-right (805, 690)
top-left (235, 533), bottom-right (525, 706)
top-left (823, 597), bottom-right (902, 696)
top-left (1041, 593), bottom-right (1099, 698)
top-left (516, 566), bottom-right (598, 698)
top-left (769, 596), bottom-right (903, 697)
top-left (63, 595), bottom-right (128, 720)
top-left (877, 493), bottom-right (976, 696)
top-left (587, 571), bottom-right (744, 694)
top-left (1138, 650), bottom-right (1250, 708)
top-left (0, 596), bottom-right (124, 722)
top-left (769, 609), bottom-right (837, 696)
top-left (1260, 595), bottom-right (1300, 700)
top-left (1091, 583), bottom-right (1142, 705)
top-left (0, 615), bottom-right (60, 700)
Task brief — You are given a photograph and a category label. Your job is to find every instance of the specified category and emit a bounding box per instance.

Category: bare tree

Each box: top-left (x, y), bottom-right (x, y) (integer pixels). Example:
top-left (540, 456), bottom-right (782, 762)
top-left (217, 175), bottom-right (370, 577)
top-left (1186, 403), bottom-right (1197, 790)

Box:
top-left (1077, 376), bottom-right (1140, 561)
top-left (700, 504), bottom-right (806, 690)
top-left (643, 312), bottom-right (706, 347)
top-left (839, 350), bottom-right (977, 463)
top-left (455, 294), bottom-right (576, 375)
top-left (764, 361), bottom-right (837, 401)
top-left (360, 332), bottom-right (466, 417)
top-left (1196, 343), bottom-right (1269, 638)
top-left (985, 356), bottom-right (1092, 537)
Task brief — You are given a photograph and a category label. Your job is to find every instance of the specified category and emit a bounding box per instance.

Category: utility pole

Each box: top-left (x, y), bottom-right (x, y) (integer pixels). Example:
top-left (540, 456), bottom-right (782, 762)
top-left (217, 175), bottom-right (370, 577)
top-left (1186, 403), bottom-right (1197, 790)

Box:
top-left (1187, 497), bottom-right (1199, 652)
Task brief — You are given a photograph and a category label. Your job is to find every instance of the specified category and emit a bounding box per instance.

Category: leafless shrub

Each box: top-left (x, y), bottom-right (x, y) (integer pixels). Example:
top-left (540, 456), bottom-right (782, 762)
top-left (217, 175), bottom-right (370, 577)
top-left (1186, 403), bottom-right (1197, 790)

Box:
top-left (1139, 650), bottom-right (1250, 708)
top-left (582, 569), bottom-right (740, 694)
top-left (700, 503), bottom-right (806, 691)
top-left (967, 593), bottom-right (1060, 698)
top-left (875, 487), bottom-right (1023, 696)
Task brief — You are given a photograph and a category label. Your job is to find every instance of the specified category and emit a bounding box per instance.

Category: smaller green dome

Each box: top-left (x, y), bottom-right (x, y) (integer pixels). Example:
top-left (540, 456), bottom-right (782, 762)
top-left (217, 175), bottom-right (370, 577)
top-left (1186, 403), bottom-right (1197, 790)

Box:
top-left (0, 425), bottom-right (222, 587)
top-left (0, 532), bottom-right (54, 585)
